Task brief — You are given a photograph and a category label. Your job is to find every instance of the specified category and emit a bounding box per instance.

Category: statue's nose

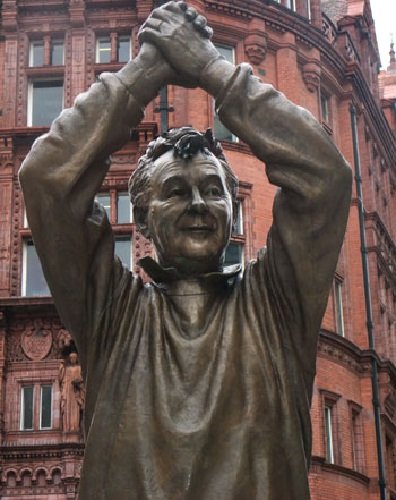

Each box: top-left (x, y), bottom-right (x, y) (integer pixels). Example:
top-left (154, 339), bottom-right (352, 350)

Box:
top-left (189, 186), bottom-right (206, 213)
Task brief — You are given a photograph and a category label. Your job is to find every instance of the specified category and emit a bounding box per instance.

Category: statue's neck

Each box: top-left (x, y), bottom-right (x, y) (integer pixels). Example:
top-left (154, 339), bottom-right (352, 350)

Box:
top-left (161, 279), bottom-right (223, 339)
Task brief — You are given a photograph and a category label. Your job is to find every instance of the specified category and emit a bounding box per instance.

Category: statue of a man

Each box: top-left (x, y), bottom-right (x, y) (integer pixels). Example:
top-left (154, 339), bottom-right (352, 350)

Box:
top-left (59, 352), bottom-right (85, 433)
top-left (19, 2), bottom-right (352, 499)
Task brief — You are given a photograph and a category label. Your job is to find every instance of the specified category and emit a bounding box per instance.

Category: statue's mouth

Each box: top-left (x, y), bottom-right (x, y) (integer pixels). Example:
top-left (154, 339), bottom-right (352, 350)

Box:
top-left (182, 225), bottom-right (213, 232)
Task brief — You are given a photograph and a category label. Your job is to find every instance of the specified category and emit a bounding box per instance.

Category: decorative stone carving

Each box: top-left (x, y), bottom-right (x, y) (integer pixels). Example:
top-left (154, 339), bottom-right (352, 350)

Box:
top-left (321, 14), bottom-right (337, 45)
top-left (244, 32), bottom-right (267, 66)
top-left (385, 389), bottom-right (396, 418)
top-left (21, 319), bottom-right (52, 361)
top-left (59, 353), bottom-right (85, 433)
top-left (302, 61), bottom-right (321, 93)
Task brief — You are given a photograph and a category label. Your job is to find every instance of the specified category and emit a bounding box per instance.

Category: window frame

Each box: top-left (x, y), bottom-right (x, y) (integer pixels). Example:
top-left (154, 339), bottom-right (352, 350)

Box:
top-left (27, 78), bottom-right (64, 127)
top-left (29, 40), bottom-right (44, 67)
top-left (96, 35), bottom-right (112, 63)
top-left (20, 385), bottom-right (35, 431)
top-left (39, 384), bottom-right (53, 430)
top-left (334, 278), bottom-right (345, 337)
top-left (96, 189), bottom-right (134, 270)
top-left (21, 239), bottom-right (51, 297)
top-left (213, 43), bottom-right (239, 143)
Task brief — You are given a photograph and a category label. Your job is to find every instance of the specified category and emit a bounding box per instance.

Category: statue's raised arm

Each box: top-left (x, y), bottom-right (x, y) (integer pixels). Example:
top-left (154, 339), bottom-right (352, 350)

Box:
top-left (19, 44), bottom-right (175, 368)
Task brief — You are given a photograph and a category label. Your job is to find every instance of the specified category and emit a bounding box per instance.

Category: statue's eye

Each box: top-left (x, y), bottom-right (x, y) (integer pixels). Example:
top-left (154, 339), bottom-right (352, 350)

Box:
top-left (205, 186), bottom-right (222, 196)
top-left (166, 187), bottom-right (186, 198)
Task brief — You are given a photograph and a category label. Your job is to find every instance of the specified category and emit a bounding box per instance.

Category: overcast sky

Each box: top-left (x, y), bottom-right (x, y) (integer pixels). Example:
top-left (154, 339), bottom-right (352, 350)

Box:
top-left (370, 0), bottom-right (396, 69)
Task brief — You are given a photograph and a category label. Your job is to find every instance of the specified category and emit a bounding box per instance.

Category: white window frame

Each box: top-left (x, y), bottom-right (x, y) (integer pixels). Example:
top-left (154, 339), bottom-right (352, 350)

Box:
top-left (334, 280), bottom-right (345, 337)
top-left (233, 201), bottom-right (243, 236)
top-left (39, 384), bottom-right (53, 430)
top-left (96, 35), bottom-right (112, 63)
top-left (27, 78), bottom-right (64, 127)
top-left (325, 405), bottom-right (335, 464)
top-left (117, 35), bottom-right (131, 62)
top-left (29, 40), bottom-right (44, 67)
top-left (21, 240), bottom-right (50, 297)
top-left (213, 44), bottom-right (239, 143)
top-left (51, 39), bottom-right (64, 66)
top-left (117, 192), bottom-right (133, 224)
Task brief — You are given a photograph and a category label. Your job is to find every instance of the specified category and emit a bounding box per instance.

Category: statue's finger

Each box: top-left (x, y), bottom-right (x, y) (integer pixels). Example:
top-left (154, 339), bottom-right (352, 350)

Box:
top-left (178, 1), bottom-right (188, 12)
top-left (205, 26), bottom-right (214, 40)
top-left (185, 7), bottom-right (198, 21)
top-left (143, 18), bottom-right (163, 29)
top-left (193, 15), bottom-right (207, 28)
top-left (138, 27), bottom-right (161, 45)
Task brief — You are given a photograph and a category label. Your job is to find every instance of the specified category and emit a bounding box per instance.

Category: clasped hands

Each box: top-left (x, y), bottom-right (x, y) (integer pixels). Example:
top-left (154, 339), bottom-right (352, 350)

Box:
top-left (138, 1), bottom-right (222, 88)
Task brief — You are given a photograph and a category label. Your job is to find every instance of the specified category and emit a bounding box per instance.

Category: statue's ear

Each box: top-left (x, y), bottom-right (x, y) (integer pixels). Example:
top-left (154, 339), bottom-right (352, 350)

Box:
top-left (134, 205), bottom-right (150, 239)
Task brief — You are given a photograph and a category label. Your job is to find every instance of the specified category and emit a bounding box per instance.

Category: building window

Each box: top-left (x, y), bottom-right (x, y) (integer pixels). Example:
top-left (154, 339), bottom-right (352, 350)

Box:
top-left (22, 240), bottom-right (50, 297)
top-left (117, 192), bottom-right (132, 223)
top-left (213, 44), bottom-right (238, 142)
top-left (29, 39), bottom-right (64, 67)
top-left (96, 36), bottom-right (111, 63)
top-left (350, 405), bottom-right (364, 473)
top-left (20, 384), bottom-right (53, 431)
top-left (334, 279), bottom-right (345, 336)
top-left (29, 41), bottom-right (44, 67)
top-left (320, 92), bottom-right (330, 123)
top-left (40, 385), bottom-right (52, 429)
top-left (96, 190), bottom-right (133, 270)
top-left (115, 236), bottom-right (132, 270)
top-left (118, 35), bottom-right (131, 62)
top-left (96, 193), bottom-right (111, 218)
top-left (20, 386), bottom-right (34, 430)
top-left (96, 34), bottom-right (131, 64)
top-left (324, 404), bottom-right (335, 463)
top-left (386, 435), bottom-right (396, 492)
top-left (27, 80), bottom-right (63, 126)
top-left (51, 40), bottom-right (64, 66)
top-left (285, 0), bottom-right (296, 9)
top-left (224, 242), bottom-right (243, 267)
top-left (232, 201), bottom-right (243, 236)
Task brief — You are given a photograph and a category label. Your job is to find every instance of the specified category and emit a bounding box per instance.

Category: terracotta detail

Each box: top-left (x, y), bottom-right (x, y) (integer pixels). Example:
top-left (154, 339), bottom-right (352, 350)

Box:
top-left (59, 353), bottom-right (85, 433)
top-left (21, 318), bottom-right (52, 361)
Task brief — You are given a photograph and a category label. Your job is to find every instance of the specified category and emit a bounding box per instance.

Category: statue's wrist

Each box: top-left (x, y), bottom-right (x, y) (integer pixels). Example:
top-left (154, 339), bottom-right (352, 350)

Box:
top-left (117, 54), bottom-right (170, 107)
top-left (199, 57), bottom-right (235, 98)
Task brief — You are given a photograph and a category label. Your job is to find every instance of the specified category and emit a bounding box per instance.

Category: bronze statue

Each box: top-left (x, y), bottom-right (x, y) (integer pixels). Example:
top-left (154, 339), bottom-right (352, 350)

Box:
top-left (19, 2), bottom-right (352, 498)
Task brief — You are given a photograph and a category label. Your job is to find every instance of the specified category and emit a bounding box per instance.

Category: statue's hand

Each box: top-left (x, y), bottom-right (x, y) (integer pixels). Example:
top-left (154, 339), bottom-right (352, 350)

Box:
top-left (138, 1), bottom-right (220, 87)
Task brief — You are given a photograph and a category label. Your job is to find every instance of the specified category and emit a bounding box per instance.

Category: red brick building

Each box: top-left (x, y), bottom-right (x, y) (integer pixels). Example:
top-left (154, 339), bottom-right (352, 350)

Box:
top-left (0, 0), bottom-right (395, 498)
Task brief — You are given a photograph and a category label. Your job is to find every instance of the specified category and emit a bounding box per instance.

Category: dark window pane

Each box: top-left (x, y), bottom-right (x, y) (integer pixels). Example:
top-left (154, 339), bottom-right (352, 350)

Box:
top-left (96, 193), bottom-right (111, 219)
top-left (117, 193), bottom-right (131, 223)
top-left (31, 80), bottom-right (63, 126)
top-left (97, 37), bottom-right (111, 63)
top-left (224, 243), bottom-right (242, 266)
top-left (40, 385), bottom-right (52, 428)
top-left (25, 241), bottom-right (50, 296)
top-left (30, 41), bottom-right (44, 67)
top-left (22, 386), bottom-right (34, 430)
top-left (115, 236), bottom-right (131, 270)
top-left (118, 36), bottom-right (131, 62)
top-left (51, 41), bottom-right (64, 65)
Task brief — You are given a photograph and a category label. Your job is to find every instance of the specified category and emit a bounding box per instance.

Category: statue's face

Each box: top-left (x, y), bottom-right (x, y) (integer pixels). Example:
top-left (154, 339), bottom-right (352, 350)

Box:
top-left (146, 150), bottom-right (233, 275)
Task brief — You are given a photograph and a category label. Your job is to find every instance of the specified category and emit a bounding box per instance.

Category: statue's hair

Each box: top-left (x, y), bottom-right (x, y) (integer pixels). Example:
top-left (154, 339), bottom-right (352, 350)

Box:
top-left (128, 127), bottom-right (238, 208)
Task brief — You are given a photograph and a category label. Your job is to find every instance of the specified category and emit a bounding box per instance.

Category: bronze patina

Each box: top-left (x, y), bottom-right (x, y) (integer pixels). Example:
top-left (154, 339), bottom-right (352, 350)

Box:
top-left (19, 2), bottom-right (352, 499)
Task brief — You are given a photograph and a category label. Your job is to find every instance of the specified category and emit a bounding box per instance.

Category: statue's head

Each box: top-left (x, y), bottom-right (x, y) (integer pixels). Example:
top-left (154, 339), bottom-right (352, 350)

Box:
top-left (69, 352), bottom-right (78, 365)
top-left (129, 127), bottom-right (238, 276)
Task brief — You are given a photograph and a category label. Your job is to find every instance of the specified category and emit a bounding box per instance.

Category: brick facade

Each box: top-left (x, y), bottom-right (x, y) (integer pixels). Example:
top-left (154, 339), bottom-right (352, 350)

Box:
top-left (0, 0), bottom-right (395, 498)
